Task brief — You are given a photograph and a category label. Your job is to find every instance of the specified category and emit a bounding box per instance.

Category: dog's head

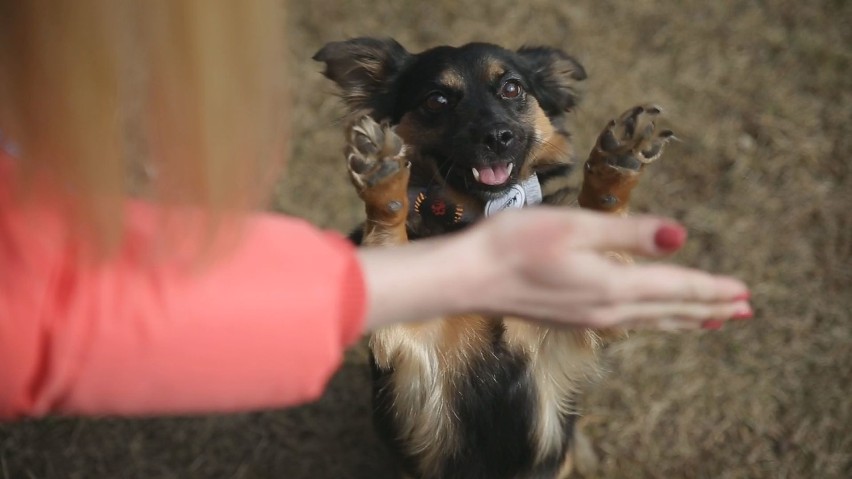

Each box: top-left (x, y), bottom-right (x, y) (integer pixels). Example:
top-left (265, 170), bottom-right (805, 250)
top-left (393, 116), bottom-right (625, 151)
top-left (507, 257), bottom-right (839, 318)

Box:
top-left (314, 38), bottom-right (585, 199)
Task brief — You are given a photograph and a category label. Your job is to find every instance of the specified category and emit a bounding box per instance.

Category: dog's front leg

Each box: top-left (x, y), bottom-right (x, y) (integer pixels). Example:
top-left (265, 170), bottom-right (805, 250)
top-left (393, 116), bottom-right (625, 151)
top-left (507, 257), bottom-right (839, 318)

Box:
top-left (345, 114), bottom-right (411, 247)
top-left (345, 116), bottom-right (451, 479)
top-left (578, 104), bottom-right (674, 216)
top-left (552, 105), bottom-right (675, 478)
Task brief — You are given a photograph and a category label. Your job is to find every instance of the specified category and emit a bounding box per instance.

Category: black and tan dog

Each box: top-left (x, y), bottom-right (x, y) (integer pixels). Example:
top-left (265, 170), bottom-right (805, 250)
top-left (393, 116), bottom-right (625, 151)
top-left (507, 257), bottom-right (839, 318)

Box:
top-left (315, 38), bottom-right (673, 479)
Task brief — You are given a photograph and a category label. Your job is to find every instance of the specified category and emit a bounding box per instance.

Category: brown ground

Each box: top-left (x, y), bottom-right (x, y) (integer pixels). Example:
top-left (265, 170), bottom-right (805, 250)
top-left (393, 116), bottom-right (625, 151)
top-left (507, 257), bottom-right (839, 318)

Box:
top-left (2, 0), bottom-right (850, 478)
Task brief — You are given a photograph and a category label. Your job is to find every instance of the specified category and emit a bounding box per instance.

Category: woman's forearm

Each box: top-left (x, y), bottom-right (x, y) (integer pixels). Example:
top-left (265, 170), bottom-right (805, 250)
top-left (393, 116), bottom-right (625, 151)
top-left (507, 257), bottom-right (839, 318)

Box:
top-left (358, 231), bottom-right (494, 331)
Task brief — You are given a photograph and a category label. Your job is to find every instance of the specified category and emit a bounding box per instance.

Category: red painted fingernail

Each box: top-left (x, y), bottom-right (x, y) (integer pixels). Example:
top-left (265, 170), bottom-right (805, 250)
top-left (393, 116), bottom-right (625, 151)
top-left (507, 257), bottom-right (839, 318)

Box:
top-left (732, 309), bottom-right (753, 320)
top-left (702, 320), bottom-right (725, 330)
top-left (734, 291), bottom-right (751, 301)
top-left (654, 224), bottom-right (687, 251)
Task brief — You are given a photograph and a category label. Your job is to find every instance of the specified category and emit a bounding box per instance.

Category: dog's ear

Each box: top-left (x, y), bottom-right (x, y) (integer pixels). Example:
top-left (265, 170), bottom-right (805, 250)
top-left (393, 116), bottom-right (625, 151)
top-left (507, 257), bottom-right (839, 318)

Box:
top-left (517, 46), bottom-right (587, 116)
top-left (313, 37), bottom-right (411, 112)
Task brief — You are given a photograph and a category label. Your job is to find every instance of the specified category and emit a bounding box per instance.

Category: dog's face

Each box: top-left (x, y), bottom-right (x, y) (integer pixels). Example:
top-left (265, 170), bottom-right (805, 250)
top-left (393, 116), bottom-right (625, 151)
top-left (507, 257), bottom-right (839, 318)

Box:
top-left (314, 39), bottom-right (585, 198)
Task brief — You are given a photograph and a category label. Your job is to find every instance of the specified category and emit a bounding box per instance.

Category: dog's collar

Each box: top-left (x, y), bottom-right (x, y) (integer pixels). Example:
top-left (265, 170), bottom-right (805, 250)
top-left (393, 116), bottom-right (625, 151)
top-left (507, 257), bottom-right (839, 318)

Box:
top-left (483, 173), bottom-right (543, 216)
top-left (408, 173), bottom-right (542, 228)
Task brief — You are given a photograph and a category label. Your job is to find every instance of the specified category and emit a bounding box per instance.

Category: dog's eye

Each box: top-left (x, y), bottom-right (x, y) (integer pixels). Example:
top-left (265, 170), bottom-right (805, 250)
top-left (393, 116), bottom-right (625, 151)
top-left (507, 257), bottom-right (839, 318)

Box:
top-left (423, 92), bottom-right (450, 112)
top-left (499, 80), bottom-right (524, 99)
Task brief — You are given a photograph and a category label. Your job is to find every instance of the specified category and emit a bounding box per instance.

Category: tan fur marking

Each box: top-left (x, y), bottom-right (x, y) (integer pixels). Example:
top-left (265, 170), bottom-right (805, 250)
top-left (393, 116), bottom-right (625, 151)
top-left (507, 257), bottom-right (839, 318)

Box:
top-left (484, 59), bottom-right (506, 83)
top-left (370, 315), bottom-right (495, 477)
top-left (532, 102), bottom-right (557, 140)
top-left (371, 322), bottom-right (455, 474)
top-left (521, 100), bottom-right (574, 179)
top-left (437, 69), bottom-right (465, 91)
top-left (503, 319), bottom-right (603, 464)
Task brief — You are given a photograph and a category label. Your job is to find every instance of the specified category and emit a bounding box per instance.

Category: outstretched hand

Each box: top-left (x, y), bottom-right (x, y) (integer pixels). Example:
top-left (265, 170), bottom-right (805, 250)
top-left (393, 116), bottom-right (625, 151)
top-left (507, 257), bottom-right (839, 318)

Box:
top-left (471, 208), bottom-right (751, 330)
top-left (359, 207), bottom-right (751, 332)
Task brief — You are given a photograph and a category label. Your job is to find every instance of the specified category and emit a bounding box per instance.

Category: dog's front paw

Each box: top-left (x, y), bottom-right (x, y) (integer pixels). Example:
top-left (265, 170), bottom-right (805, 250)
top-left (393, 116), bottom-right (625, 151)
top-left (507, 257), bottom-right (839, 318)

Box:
top-left (593, 104), bottom-right (673, 170)
top-left (579, 105), bottom-right (674, 213)
top-left (345, 114), bottom-right (410, 218)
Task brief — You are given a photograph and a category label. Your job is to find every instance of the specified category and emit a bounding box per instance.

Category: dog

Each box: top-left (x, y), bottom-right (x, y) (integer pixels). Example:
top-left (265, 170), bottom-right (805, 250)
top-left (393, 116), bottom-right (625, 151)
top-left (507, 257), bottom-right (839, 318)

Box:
top-left (314, 38), bottom-right (673, 479)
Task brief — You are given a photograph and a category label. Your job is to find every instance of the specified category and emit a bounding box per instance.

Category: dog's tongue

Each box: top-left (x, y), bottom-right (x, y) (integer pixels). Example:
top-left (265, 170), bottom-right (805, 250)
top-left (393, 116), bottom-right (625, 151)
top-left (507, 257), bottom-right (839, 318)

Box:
top-left (475, 163), bottom-right (511, 185)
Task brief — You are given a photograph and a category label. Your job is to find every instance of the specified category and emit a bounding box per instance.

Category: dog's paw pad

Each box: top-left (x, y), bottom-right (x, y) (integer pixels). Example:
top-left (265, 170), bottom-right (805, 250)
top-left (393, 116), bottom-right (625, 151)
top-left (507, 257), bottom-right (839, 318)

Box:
top-left (594, 104), bottom-right (674, 171)
top-left (345, 115), bottom-right (408, 191)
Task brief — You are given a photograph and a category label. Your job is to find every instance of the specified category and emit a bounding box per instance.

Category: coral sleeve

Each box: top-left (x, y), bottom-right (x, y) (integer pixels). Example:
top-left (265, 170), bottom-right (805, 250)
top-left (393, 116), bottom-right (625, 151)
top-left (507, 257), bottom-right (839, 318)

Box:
top-left (0, 155), bottom-right (367, 419)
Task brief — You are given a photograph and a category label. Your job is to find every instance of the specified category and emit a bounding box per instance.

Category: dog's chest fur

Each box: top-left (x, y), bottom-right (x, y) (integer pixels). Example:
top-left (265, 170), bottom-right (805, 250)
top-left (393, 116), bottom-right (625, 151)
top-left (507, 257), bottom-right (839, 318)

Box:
top-left (370, 316), bottom-right (602, 479)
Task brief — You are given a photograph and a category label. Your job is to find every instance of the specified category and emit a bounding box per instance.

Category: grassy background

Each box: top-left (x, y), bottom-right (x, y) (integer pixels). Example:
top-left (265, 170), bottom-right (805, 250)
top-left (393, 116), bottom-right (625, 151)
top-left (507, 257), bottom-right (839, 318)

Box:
top-left (2, 0), bottom-right (850, 477)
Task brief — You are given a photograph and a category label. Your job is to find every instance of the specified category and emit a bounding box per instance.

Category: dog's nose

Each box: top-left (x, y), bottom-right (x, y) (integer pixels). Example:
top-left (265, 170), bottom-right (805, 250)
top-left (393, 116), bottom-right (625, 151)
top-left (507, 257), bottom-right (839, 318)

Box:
top-left (484, 127), bottom-right (515, 153)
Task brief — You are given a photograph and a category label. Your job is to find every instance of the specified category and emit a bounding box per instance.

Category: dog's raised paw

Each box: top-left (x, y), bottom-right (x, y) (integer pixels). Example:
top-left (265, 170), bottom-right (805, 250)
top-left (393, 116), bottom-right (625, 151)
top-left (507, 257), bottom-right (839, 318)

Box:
top-left (345, 115), bottom-right (408, 191)
top-left (344, 115), bottom-right (410, 220)
top-left (578, 104), bottom-right (674, 213)
top-left (592, 104), bottom-right (674, 172)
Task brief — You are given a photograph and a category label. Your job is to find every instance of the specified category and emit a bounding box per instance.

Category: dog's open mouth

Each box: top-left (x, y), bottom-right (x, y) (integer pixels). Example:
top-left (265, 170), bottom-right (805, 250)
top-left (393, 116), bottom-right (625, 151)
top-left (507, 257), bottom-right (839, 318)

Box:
top-left (471, 162), bottom-right (514, 186)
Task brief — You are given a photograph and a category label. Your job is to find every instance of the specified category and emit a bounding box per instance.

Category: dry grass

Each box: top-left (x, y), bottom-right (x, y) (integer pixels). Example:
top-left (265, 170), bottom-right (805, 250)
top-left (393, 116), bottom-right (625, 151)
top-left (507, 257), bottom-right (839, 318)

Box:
top-left (2, 0), bottom-right (850, 477)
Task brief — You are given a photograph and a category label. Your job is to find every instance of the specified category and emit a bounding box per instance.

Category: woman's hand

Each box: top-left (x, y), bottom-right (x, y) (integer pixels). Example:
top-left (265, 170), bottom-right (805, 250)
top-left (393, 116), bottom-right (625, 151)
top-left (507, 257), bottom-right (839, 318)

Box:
top-left (471, 208), bottom-right (750, 330)
top-left (359, 207), bottom-right (750, 332)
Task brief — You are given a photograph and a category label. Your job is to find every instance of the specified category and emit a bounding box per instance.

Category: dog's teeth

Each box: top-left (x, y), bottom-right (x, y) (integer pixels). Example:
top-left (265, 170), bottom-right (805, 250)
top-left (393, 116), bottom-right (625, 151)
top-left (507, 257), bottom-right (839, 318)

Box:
top-left (507, 163), bottom-right (514, 176)
top-left (472, 168), bottom-right (480, 181)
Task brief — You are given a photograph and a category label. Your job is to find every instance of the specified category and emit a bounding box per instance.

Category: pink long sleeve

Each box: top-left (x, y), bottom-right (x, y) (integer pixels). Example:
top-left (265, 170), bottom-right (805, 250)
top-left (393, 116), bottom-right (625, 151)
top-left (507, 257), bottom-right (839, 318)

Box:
top-left (0, 154), bottom-right (367, 419)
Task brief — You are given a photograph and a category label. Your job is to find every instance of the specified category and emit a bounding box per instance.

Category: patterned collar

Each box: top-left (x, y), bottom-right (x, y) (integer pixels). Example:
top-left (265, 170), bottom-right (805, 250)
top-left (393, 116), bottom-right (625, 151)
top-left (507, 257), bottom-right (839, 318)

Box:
top-left (407, 173), bottom-right (543, 228)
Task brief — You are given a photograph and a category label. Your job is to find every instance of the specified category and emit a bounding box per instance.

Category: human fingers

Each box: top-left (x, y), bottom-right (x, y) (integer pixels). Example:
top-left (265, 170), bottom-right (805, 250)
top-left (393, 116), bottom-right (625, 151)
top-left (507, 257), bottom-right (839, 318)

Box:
top-left (616, 264), bottom-right (750, 304)
top-left (559, 210), bottom-right (688, 257)
top-left (589, 299), bottom-right (753, 330)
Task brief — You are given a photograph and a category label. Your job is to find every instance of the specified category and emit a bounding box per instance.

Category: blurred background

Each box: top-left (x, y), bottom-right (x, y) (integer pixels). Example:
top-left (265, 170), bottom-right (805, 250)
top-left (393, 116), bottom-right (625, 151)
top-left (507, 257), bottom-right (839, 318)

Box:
top-left (1, 0), bottom-right (850, 477)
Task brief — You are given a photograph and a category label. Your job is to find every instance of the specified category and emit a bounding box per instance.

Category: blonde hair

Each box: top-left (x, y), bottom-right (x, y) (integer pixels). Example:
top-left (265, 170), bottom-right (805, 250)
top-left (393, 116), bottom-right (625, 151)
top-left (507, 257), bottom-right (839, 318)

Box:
top-left (0, 0), bottom-right (289, 254)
